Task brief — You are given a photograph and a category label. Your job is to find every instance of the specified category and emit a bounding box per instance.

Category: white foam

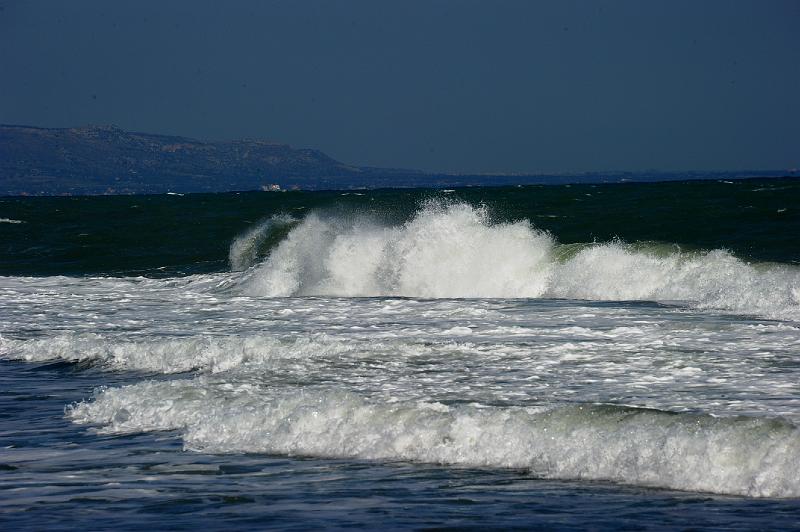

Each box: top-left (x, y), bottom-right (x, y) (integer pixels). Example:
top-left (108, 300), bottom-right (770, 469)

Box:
top-left (241, 202), bottom-right (554, 298)
top-left (69, 381), bottom-right (800, 498)
top-left (4, 290), bottom-right (800, 421)
top-left (549, 244), bottom-right (800, 320)
top-left (0, 333), bottom-right (359, 374)
top-left (0, 218), bottom-right (24, 224)
top-left (236, 202), bottom-right (800, 321)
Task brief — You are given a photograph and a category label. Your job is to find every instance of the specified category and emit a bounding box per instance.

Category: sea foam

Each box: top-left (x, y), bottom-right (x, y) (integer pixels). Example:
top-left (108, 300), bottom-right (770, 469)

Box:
top-left (0, 333), bottom-right (302, 374)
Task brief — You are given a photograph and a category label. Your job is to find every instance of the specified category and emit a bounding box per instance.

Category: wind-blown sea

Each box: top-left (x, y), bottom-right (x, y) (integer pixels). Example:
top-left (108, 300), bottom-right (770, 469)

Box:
top-left (1, 179), bottom-right (799, 529)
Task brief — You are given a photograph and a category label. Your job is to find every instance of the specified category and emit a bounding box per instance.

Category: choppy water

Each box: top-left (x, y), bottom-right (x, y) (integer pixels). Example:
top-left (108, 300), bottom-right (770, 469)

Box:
top-left (1, 179), bottom-right (799, 529)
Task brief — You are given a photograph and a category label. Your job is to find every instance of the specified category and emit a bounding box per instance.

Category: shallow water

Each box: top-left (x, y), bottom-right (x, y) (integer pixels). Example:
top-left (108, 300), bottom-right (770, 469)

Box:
top-left (2, 362), bottom-right (799, 530)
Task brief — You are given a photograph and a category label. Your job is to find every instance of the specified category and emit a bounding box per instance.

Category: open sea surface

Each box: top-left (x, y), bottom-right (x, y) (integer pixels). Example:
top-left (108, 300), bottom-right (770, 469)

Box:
top-left (1, 179), bottom-right (799, 529)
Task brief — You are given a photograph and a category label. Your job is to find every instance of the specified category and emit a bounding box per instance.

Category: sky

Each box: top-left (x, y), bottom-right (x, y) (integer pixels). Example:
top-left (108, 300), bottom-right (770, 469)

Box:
top-left (1, 0), bottom-right (798, 174)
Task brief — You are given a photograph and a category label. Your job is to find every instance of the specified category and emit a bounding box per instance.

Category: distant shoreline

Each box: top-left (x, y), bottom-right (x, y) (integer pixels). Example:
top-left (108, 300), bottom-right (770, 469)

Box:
top-left (1, 124), bottom-right (795, 196)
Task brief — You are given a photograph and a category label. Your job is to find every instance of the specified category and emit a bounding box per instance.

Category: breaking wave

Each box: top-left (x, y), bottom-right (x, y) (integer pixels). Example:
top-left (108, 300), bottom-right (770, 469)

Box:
top-left (233, 202), bottom-right (800, 320)
top-left (69, 381), bottom-right (800, 498)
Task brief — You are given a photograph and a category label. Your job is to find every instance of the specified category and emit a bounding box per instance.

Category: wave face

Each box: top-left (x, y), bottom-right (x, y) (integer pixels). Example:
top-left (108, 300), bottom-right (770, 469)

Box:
top-left (236, 202), bottom-right (800, 321)
top-left (69, 382), bottom-right (800, 498)
top-left (229, 215), bottom-right (298, 271)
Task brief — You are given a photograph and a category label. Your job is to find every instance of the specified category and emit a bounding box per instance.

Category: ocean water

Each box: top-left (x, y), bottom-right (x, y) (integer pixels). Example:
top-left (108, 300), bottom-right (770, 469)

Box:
top-left (1, 179), bottom-right (799, 529)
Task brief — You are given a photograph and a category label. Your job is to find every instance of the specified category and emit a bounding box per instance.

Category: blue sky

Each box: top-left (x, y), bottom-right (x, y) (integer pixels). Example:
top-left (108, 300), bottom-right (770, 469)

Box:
top-left (1, 0), bottom-right (798, 173)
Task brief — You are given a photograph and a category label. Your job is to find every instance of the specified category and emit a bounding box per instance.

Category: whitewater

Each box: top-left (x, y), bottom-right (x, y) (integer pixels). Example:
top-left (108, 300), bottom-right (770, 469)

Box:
top-left (232, 202), bottom-right (800, 321)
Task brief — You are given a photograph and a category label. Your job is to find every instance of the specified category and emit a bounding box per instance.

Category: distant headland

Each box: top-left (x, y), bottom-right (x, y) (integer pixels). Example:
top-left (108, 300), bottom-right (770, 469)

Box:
top-left (0, 124), bottom-right (793, 195)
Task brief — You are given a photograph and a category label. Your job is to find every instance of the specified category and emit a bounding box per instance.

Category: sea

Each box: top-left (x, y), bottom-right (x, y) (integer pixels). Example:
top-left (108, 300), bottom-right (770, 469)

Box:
top-left (1, 178), bottom-right (799, 530)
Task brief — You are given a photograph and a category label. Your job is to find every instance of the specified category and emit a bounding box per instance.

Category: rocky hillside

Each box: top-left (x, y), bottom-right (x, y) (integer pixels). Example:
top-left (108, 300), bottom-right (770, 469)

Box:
top-left (0, 124), bottom-right (371, 195)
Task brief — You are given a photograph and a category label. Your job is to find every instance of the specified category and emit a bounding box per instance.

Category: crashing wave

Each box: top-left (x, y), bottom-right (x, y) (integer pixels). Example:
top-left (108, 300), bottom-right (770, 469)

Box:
top-left (233, 202), bottom-right (800, 320)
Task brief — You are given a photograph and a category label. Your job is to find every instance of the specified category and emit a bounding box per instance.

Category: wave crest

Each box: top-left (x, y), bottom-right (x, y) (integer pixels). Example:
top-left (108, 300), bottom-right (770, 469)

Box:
top-left (69, 382), bottom-right (800, 498)
top-left (233, 202), bottom-right (800, 320)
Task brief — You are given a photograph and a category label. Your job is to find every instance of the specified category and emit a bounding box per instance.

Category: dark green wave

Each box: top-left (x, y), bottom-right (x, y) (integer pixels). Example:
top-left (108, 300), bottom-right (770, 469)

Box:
top-left (1, 177), bottom-right (797, 277)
